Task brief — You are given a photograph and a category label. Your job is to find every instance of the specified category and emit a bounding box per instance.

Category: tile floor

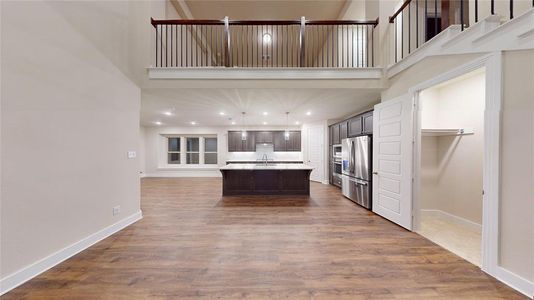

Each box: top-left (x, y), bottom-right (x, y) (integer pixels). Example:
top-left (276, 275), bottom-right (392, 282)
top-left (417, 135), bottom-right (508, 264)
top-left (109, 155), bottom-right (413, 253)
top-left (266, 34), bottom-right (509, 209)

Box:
top-left (418, 211), bottom-right (482, 267)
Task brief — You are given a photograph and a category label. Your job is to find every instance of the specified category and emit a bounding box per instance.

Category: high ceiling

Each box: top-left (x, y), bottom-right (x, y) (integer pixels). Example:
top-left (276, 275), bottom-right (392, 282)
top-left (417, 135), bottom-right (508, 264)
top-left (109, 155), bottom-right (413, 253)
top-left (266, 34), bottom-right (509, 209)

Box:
top-left (141, 88), bottom-right (380, 127)
top-left (181, 0), bottom-right (349, 20)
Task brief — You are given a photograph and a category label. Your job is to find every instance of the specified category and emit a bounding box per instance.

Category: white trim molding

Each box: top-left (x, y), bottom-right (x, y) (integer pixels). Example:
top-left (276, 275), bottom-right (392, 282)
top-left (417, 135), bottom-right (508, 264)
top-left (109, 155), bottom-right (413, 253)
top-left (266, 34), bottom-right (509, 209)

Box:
top-left (0, 211), bottom-right (143, 295)
top-left (409, 52), bottom-right (502, 278)
top-left (420, 209), bottom-right (482, 232)
top-left (495, 267), bottom-right (534, 298)
top-left (147, 67), bottom-right (383, 80)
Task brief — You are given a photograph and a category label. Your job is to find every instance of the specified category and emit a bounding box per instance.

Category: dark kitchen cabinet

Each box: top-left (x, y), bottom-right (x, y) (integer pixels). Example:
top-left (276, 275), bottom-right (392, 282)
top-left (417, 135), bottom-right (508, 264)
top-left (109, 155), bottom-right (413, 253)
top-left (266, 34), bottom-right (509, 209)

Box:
top-left (255, 131), bottom-right (273, 144)
top-left (362, 112), bottom-right (374, 134)
top-left (273, 131), bottom-right (301, 152)
top-left (348, 116), bottom-right (363, 137)
top-left (273, 131), bottom-right (287, 151)
top-left (243, 132), bottom-right (256, 151)
top-left (228, 131), bottom-right (255, 152)
top-left (340, 121), bottom-right (348, 140)
top-left (287, 131), bottom-right (301, 151)
top-left (228, 131), bottom-right (243, 152)
top-left (331, 124), bottom-right (340, 145)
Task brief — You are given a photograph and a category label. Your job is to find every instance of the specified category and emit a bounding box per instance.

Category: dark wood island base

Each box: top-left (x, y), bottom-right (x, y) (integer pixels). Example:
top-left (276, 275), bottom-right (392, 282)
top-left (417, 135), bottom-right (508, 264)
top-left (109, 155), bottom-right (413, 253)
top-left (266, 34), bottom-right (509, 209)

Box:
top-left (220, 166), bottom-right (313, 196)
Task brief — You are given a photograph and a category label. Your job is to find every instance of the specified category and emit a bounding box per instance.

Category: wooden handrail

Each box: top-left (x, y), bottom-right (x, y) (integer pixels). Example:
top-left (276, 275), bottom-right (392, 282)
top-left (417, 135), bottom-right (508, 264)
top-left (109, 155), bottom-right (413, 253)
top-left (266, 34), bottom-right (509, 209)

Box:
top-left (389, 0), bottom-right (414, 23)
top-left (151, 18), bottom-right (379, 28)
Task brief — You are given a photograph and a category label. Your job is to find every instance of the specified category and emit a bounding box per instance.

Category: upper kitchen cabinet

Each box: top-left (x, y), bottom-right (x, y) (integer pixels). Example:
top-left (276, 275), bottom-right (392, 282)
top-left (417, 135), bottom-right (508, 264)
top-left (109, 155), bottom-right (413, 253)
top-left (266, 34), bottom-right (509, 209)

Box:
top-left (331, 124), bottom-right (340, 145)
top-left (228, 131), bottom-right (243, 152)
top-left (255, 131), bottom-right (273, 144)
top-left (286, 131), bottom-right (301, 151)
top-left (273, 131), bottom-right (286, 151)
top-left (273, 131), bottom-right (301, 152)
top-left (348, 116), bottom-right (362, 137)
top-left (243, 132), bottom-right (256, 151)
top-left (362, 112), bottom-right (373, 134)
top-left (228, 131), bottom-right (256, 152)
top-left (340, 121), bottom-right (348, 140)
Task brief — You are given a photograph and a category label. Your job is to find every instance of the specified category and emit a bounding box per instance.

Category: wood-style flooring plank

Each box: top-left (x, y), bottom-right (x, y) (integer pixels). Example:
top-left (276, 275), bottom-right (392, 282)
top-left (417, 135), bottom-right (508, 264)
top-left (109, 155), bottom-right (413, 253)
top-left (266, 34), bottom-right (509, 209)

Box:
top-left (3, 178), bottom-right (526, 299)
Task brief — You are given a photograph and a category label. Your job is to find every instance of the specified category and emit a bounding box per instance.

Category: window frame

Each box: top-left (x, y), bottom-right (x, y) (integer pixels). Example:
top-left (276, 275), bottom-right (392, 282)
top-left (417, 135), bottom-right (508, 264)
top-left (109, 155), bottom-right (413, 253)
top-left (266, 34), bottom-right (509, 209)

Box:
top-left (167, 137), bottom-right (181, 165)
top-left (204, 137), bottom-right (218, 165)
top-left (185, 137), bottom-right (200, 165)
top-left (161, 135), bottom-right (218, 169)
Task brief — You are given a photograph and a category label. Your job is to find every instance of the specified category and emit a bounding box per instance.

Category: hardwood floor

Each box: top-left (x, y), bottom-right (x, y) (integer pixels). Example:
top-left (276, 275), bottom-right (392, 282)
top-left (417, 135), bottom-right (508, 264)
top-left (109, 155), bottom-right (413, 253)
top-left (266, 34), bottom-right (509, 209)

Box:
top-left (4, 178), bottom-right (526, 299)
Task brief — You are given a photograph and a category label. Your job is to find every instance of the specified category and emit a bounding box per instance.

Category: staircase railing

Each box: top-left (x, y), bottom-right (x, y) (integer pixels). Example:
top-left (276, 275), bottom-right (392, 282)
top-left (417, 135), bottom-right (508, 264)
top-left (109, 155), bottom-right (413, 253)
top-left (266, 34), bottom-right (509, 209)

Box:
top-left (389, 0), bottom-right (534, 63)
top-left (151, 17), bottom-right (379, 68)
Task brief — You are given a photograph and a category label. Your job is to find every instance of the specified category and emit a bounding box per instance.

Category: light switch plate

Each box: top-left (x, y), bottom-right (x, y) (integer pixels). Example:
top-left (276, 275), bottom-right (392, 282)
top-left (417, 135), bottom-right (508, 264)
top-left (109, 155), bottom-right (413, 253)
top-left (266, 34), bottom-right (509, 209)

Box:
top-left (127, 151), bottom-right (136, 159)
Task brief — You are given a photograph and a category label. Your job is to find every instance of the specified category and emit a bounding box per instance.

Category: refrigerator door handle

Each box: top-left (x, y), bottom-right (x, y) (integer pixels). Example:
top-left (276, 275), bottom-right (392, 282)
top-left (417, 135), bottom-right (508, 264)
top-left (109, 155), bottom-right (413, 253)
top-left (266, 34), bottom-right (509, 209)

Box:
top-left (350, 140), bottom-right (355, 175)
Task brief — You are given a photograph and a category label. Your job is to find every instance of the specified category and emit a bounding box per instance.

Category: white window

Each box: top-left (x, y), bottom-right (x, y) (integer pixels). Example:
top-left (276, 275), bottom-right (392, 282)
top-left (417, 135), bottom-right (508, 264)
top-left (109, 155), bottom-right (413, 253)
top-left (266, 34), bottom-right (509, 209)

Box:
top-left (167, 137), bottom-right (180, 164)
top-left (186, 137), bottom-right (200, 164)
top-left (164, 136), bottom-right (217, 166)
top-left (204, 137), bottom-right (218, 164)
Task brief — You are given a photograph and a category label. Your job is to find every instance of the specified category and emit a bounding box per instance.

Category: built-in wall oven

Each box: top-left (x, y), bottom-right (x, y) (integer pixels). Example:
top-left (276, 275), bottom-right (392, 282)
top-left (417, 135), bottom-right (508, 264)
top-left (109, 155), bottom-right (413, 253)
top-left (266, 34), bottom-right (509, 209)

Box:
top-left (332, 145), bottom-right (343, 187)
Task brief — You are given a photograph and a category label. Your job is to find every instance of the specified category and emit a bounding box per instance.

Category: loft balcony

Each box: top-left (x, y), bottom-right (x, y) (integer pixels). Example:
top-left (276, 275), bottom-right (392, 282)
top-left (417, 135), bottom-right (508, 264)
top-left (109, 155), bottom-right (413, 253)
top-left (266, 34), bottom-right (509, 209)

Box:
top-left (387, 0), bottom-right (534, 70)
top-left (147, 17), bottom-right (382, 80)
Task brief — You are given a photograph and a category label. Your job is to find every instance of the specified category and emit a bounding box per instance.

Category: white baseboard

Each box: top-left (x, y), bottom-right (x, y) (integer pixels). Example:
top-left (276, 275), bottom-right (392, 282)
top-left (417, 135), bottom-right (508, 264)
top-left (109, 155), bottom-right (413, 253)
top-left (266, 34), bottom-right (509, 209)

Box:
top-left (0, 210), bottom-right (143, 295)
top-left (420, 209), bottom-right (482, 232)
top-left (495, 266), bottom-right (534, 298)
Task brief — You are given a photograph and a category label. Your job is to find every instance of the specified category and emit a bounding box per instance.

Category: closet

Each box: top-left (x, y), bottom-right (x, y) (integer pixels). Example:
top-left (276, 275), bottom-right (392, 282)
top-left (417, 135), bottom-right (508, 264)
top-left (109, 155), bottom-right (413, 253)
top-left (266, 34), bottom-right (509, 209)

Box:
top-left (417, 69), bottom-right (485, 267)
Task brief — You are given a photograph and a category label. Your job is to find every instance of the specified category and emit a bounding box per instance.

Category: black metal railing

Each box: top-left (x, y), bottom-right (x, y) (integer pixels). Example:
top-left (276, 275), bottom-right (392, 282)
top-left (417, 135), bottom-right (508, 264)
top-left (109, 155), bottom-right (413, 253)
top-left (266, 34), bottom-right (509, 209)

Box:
top-left (389, 0), bottom-right (534, 63)
top-left (151, 17), bottom-right (379, 68)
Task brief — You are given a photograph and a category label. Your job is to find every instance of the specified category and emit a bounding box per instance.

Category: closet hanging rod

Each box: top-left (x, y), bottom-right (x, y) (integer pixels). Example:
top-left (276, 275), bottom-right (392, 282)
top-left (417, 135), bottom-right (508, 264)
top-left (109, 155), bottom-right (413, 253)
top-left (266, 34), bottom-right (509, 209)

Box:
top-left (421, 128), bottom-right (474, 137)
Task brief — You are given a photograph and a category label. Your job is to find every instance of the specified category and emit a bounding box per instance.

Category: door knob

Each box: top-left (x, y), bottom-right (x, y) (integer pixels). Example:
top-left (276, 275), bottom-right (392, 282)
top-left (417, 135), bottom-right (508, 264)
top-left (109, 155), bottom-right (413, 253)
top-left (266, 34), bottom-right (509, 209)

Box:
top-left (373, 171), bottom-right (378, 175)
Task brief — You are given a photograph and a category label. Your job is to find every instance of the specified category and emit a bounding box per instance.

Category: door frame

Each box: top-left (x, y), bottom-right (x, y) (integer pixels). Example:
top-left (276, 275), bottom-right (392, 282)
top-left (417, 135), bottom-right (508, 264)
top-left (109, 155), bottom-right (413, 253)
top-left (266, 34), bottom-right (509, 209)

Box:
top-left (408, 52), bottom-right (502, 276)
top-left (305, 123), bottom-right (326, 183)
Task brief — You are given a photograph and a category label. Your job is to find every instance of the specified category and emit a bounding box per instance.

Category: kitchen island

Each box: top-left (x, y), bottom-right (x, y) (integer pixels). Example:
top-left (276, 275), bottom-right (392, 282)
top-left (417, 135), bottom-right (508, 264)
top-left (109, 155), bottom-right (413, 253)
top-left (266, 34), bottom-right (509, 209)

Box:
top-left (220, 163), bottom-right (313, 196)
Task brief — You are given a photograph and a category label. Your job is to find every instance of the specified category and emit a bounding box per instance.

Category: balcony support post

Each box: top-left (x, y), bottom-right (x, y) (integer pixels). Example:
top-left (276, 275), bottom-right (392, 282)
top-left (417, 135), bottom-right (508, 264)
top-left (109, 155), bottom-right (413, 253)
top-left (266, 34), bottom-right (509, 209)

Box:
top-left (299, 16), bottom-right (306, 67)
top-left (224, 16), bottom-right (232, 67)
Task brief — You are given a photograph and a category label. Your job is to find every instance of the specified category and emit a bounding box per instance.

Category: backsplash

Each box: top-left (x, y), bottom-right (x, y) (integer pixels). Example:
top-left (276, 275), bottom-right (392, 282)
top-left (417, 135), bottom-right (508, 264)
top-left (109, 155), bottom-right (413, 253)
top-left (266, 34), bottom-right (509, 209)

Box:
top-left (226, 144), bottom-right (303, 162)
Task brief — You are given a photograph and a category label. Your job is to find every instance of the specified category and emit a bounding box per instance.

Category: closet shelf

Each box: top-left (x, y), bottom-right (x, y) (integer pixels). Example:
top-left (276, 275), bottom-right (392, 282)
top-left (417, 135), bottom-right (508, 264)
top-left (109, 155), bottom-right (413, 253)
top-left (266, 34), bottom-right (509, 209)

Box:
top-left (421, 128), bottom-right (474, 136)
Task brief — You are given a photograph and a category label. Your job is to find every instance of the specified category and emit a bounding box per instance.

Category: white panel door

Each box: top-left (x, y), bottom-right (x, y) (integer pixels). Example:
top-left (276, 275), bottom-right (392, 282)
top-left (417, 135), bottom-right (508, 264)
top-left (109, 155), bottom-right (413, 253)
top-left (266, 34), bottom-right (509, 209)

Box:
top-left (372, 94), bottom-right (414, 230)
top-left (307, 125), bottom-right (324, 182)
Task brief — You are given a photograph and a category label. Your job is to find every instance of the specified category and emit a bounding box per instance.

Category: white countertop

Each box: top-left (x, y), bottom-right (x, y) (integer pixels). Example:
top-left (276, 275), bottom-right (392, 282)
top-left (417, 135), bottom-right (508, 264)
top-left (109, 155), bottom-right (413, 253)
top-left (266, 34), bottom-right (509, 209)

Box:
top-left (220, 163), bottom-right (314, 170)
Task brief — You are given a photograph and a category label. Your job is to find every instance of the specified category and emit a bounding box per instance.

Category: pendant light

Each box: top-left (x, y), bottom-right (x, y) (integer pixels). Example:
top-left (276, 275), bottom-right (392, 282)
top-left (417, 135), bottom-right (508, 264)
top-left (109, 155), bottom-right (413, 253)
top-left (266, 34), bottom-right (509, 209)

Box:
top-left (241, 112), bottom-right (247, 141)
top-left (284, 112), bottom-right (290, 140)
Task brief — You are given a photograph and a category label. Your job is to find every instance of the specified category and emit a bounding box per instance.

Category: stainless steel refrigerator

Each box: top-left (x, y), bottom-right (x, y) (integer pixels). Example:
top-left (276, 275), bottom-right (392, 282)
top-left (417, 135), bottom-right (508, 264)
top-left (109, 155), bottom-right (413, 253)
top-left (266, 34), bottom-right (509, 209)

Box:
top-left (341, 136), bottom-right (372, 209)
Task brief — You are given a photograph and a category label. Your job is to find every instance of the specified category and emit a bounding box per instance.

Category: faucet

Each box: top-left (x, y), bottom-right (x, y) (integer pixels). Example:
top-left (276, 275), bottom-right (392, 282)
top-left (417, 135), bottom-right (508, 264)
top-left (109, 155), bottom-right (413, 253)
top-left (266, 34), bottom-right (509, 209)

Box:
top-left (261, 154), bottom-right (268, 165)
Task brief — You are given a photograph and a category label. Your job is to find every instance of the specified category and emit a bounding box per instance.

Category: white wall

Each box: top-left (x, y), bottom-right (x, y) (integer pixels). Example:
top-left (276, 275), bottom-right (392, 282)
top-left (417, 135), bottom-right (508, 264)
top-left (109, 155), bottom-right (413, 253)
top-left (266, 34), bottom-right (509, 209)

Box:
top-left (500, 50), bottom-right (534, 283)
top-left (1, 0), bottom-right (141, 282)
top-left (419, 71), bottom-right (485, 224)
top-left (143, 125), bottom-right (303, 177)
top-left (381, 50), bottom-right (534, 286)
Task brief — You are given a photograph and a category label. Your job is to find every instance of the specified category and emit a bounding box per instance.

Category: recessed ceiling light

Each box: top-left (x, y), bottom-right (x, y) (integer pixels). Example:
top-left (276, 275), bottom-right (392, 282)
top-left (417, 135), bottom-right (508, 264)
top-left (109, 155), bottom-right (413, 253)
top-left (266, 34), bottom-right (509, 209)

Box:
top-left (295, 121), bottom-right (300, 125)
top-left (231, 121), bottom-right (236, 125)
top-left (154, 121), bottom-right (162, 126)
top-left (263, 121), bottom-right (267, 125)
top-left (306, 111), bottom-right (312, 116)
top-left (190, 121), bottom-right (196, 125)
top-left (163, 111), bottom-right (173, 116)
top-left (219, 112), bottom-right (225, 116)
top-left (262, 112), bottom-right (268, 116)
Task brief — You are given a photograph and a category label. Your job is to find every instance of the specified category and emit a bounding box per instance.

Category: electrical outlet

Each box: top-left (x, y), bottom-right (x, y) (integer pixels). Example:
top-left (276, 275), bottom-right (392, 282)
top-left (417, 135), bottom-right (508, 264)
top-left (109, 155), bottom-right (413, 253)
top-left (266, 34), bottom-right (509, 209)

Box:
top-left (127, 151), bottom-right (136, 159)
top-left (113, 205), bottom-right (121, 216)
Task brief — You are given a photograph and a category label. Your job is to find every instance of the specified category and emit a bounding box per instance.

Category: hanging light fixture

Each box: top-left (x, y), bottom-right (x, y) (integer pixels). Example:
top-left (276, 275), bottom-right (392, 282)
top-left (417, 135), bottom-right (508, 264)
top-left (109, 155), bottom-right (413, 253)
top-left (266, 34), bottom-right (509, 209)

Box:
top-left (241, 112), bottom-right (247, 141)
top-left (284, 112), bottom-right (290, 141)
